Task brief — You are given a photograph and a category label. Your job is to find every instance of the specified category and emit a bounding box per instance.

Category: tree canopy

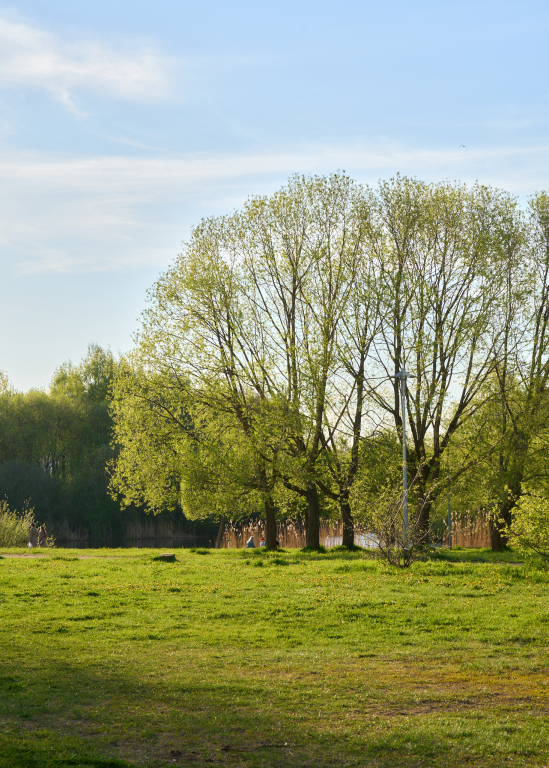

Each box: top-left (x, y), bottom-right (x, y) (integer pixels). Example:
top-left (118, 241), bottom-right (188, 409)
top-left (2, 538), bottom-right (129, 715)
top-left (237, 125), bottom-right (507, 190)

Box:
top-left (110, 174), bottom-right (549, 550)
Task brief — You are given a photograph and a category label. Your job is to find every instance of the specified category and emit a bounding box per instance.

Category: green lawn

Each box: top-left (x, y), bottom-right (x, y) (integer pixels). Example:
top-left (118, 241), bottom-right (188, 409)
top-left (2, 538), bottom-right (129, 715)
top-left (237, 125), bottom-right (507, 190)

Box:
top-left (0, 546), bottom-right (548, 767)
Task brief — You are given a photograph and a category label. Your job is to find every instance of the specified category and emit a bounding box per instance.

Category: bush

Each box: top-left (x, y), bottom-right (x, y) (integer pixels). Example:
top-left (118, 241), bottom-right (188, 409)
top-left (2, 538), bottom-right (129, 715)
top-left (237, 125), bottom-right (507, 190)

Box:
top-left (506, 494), bottom-right (549, 558)
top-left (364, 482), bottom-right (430, 568)
top-left (0, 498), bottom-right (35, 547)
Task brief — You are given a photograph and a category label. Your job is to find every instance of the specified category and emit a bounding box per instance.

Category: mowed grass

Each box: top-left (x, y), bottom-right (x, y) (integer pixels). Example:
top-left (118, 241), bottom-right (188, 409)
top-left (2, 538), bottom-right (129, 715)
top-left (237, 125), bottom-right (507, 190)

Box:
top-left (0, 547), bottom-right (548, 768)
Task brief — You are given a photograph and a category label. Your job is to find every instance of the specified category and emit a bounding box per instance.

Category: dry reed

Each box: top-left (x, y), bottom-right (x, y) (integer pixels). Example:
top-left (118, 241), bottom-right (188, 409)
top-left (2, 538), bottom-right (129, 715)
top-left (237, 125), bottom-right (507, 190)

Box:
top-left (220, 519), bottom-right (375, 549)
top-left (443, 511), bottom-right (491, 548)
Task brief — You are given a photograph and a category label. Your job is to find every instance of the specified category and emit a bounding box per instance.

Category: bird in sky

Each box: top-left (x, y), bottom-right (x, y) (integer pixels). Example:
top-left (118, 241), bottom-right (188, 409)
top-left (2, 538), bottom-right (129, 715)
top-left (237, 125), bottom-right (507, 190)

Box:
top-left (459, 144), bottom-right (466, 147)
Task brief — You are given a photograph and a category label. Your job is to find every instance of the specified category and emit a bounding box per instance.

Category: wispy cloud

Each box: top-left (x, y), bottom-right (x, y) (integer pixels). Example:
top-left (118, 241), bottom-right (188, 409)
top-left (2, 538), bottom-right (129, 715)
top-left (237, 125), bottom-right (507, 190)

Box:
top-left (4, 141), bottom-right (549, 188)
top-left (0, 16), bottom-right (173, 108)
top-left (1, 141), bottom-right (548, 274)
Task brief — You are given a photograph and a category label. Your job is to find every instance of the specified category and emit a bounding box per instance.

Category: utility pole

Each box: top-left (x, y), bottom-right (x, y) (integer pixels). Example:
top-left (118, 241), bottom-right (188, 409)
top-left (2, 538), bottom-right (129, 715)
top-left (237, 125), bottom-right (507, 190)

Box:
top-left (447, 439), bottom-right (452, 550)
top-left (395, 369), bottom-right (411, 545)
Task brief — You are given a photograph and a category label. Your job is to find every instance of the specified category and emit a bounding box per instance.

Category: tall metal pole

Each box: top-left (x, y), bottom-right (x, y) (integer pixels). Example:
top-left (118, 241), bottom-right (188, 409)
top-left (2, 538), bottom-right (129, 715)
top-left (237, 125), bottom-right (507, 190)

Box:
top-left (447, 438), bottom-right (452, 550)
top-left (396, 370), bottom-right (409, 544)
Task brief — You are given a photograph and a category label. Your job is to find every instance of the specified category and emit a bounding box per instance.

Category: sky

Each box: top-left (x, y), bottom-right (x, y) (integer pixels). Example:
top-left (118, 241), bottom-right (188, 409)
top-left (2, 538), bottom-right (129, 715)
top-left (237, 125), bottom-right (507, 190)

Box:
top-left (1, 0), bottom-right (548, 391)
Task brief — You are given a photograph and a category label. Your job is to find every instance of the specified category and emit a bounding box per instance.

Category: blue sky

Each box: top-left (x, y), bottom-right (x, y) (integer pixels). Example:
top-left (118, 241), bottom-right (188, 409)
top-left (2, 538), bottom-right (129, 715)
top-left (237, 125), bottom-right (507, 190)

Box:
top-left (1, 0), bottom-right (548, 390)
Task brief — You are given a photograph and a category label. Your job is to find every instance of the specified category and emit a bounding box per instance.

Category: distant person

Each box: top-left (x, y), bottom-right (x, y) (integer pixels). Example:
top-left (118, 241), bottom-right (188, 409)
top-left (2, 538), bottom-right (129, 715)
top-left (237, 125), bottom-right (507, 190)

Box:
top-left (29, 524), bottom-right (38, 548)
top-left (259, 536), bottom-right (266, 547)
top-left (245, 536), bottom-right (255, 548)
top-left (38, 525), bottom-right (48, 548)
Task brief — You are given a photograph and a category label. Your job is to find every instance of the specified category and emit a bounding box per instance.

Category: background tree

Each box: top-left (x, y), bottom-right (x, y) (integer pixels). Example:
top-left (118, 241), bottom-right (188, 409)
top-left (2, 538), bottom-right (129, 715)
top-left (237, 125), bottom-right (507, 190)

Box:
top-left (0, 344), bottom-right (192, 542)
top-left (436, 192), bottom-right (549, 550)
top-left (505, 491), bottom-right (549, 558)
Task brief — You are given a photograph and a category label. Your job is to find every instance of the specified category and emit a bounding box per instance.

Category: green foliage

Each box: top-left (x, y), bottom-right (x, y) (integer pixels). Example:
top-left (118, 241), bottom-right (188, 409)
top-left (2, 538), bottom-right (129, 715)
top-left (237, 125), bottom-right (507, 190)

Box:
top-left (109, 363), bottom-right (268, 522)
top-left (350, 430), bottom-right (403, 523)
top-left (0, 498), bottom-right (34, 547)
top-left (0, 369), bottom-right (10, 395)
top-left (50, 343), bottom-right (117, 402)
top-left (506, 492), bottom-right (549, 557)
top-left (449, 191), bottom-right (549, 547)
top-left (110, 173), bottom-right (378, 546)
top-left (0, 344), bottom-right (117, 489)
top-left (0, 344), bottom-right (170, 540)
top-left (110, 173), bottom-right (549, 550)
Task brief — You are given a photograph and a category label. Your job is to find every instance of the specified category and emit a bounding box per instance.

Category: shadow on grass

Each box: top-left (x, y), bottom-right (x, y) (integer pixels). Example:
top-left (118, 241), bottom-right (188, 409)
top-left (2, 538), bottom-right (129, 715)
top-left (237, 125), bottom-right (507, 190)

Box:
top-left (0, 734), bottom-right (132, 768)
top-left (430, 546), bottom-right (523, 564)
top-left (0, 650), bottom-right (493, 768)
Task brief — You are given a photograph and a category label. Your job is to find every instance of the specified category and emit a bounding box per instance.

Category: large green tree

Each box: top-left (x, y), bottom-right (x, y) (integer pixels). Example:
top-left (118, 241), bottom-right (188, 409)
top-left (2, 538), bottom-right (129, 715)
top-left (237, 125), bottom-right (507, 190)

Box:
top-left (489, 192), bottom-right (549, 549)
top-left (449, 193), bottom-right (549, 549)
top-left (110, 174), bottom-right (378, 548)
top-left (110, 174), bottom-right (549, 551)
top-left (364, 177), bottom-right (525, 535)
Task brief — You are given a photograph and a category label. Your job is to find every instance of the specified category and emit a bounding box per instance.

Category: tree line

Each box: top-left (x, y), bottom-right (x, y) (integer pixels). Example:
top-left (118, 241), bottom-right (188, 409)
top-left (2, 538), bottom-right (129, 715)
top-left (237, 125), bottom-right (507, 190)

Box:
top-left (0, 345), bottom-right (216, 542)
top-left (109, 174), bottom-right (549, 551)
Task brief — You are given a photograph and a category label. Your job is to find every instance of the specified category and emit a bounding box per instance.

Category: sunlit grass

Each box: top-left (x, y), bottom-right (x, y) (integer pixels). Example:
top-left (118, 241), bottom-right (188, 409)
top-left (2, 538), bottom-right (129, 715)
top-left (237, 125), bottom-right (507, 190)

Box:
top-left (1, 546), bottom-right (548, 767)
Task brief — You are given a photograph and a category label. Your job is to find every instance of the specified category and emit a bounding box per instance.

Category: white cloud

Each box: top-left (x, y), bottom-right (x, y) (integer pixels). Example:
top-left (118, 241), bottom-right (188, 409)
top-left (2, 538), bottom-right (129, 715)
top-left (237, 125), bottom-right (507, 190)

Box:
top-left (0, 16), bottom-right (172, 107)
top-left (0, 141), bottom-right (548, 274)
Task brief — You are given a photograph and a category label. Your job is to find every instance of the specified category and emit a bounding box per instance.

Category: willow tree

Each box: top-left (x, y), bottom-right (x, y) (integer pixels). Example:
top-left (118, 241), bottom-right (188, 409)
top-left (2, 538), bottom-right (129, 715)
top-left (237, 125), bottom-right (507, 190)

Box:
top-left (230, 176), bottom-right (380, 546)
top-left (111, 173), bottom-right (534, 549)
top-left (365, 177), bottom-right (524, 534)
top-left (109, 363), bottom-right (275, 544)
top-left (110, 174), bottom-right (378, 549)
top-left (485, 192), bottom-right (549, 549)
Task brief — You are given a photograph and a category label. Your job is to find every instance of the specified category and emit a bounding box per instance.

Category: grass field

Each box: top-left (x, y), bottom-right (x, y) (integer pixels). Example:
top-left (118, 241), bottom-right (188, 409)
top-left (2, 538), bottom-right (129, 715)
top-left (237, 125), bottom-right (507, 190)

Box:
top-left (0, 545), bottom-right (548, 767)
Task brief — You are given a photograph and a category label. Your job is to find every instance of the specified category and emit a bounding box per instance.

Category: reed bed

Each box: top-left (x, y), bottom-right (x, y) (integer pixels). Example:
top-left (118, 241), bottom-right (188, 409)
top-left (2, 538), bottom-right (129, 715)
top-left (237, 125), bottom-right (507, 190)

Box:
top-left (443, 511), bottom-right (491, 548)
top-left (54, 520), bottom-right (90, 543)
top-left (223, 514), bottom-right (492, 549)
top-left (220, 519), bottom-right (376, 548)
top-left (52, 511), bottom-right (492, 549)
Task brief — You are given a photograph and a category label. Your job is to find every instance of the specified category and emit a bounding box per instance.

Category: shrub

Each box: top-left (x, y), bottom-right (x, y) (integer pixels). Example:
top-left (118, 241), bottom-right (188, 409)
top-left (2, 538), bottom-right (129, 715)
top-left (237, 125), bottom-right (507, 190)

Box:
top-left (506, 494), bottom-right (549, 558)
top-left (0, 498), bottom-right (35, 547)
top-left (364, 480), bottom-right (430, 568)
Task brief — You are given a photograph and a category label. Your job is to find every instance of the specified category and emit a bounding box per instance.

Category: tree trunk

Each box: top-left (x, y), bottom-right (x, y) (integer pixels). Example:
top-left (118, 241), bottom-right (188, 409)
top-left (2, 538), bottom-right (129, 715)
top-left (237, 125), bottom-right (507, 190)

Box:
top-left (416, 492), bottom-right (430, 544)
top-left (340, 497), bottom-right (355, 547)
top-left (489, 518), bottom-right (507, 551)
top-left (265, 495), bottom-right (277, 549)
top-left (215, 516), bottom-right (226, 549)
top-left (490, 498), bottom-right (515, 551)
top-left (491, 471), bottom-right (522, 551)
top-left (305, 485), bottom-right (320, 549)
